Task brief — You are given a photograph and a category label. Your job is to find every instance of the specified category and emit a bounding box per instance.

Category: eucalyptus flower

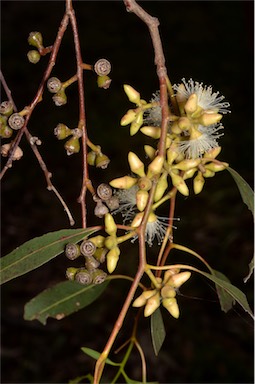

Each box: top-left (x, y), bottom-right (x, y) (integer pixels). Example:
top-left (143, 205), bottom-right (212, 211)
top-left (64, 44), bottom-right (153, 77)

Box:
top-left (143, 91), bottom-right (162, 126)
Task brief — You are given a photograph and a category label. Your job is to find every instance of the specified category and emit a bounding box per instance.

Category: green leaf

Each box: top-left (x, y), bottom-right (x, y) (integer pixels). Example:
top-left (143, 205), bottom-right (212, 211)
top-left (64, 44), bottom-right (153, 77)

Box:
top-left (0, 228), bottom-right (96, 284)
top-left (81, 347), bottom-right (120, 366)
top-left (227, 167), bottom-right (254, 216)
top-left (212, 269), bottom-right (235, 312)
top-left (150, 307), bottom-right (166, 356)
top-left (24, 280), bottom-right (109, 325)
top-left (244, 257), bottom-right (254, 283)
top-left (198, 270), bottom-right (254, 318)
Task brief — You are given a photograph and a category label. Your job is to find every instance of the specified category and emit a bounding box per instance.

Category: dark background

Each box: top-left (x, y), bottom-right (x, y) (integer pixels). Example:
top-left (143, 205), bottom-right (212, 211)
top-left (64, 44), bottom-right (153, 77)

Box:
top-left (1, 1), bottom-right (254, 383)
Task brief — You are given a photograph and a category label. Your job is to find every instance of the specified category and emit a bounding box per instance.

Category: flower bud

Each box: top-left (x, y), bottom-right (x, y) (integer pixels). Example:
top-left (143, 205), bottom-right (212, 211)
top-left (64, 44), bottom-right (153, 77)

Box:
top-left (106, 196), bottom-right (120, 211)
top-left (154, 172), bottom-right (168, 202)
top-left (64, 136), bottom-right (80, 155)
top-left (205, 162), bottom-right (228, 172)
top-left (47, 77), bottom-right (62, 93)
top-left (87, 151), bottom-right (96, 165)
top-left (163, 269), bottom-right (180, 284)
top-left (89, 235), bottom-right (105, 248)
top-left (109, 176), bottom-right (137, 189)
top-left (168, 271), bottom-right (191, 288)
top-left (65, 243), bottom-right (81, 260)
top-left (104, 236), bottom-right (118, 250)
top-left (183, 168), bottom-right (197, 180)
top-left (161, 285), bottom-right (176, 299)
top-left (97, 75), bottom-right (112, 89)
top-left (0, 125), bottom-right (13, 138)
top-left (162, 297), bottom-right (179, 319)
top-left (8, 113), bottom-right (25, 130)
top-left (27, 50), bottom-right (41, 64)
top-left (128, 152), bottom-right (145, 177)
top-left (178, 116), bottom-right (191, 130)
top-left (167, 143), bottom-right (179, 165)
top-left (1, 143), bottom-right (23, 161)
top-left (140, 126), bottom-right (161, 139)
top-left (120, 109), bottom-right (137, 126)
top-left (144, 292), bottom-right (160, 317)
top-left (94, 247), bottom-right (108, 263)
top-left (136, 190), bottom-right (149, 212)
top-left (137, 176), bottom-right (152, 191)
top-left (147, 155), bottom-right (164, 178)
top-left (204, 147), bottom-right (221, 159)
top-left (80, 240), bottom-right (96, 257)
top-left (133, 289), bottom-right (157, 307)
top-left (170, 172), bottom-right (189, 196)
top-left (131, 212), bottom-right (143, 228)
top-left (94, 201), bottom-right (109, 218)
top-left (54, 123), bottom-right (72, 140)
top-left (53, 90), bottom-right (67, 106)
top-left (123, 84), bottom-right (141, 104)
top-left (199, 113), bottom-right (222, 126)
top-left (28, 31), bottom-right (43, 49)
top-left (171, 122), bottom-right (182, 135)
top-left (95, 153), bottom-right (110, 169)
top-left (144, 145), bottom-right (156, 160)
top-left (66, 267), bottom-right (78, 281)
top-left (184, 93), bottom-right (198, 114)
top-left (203, 169), bottom-right (215, 178)
top-left (176, 83), bottom-right (186, 103)
top-left (92, 269), bottom-right (107, 284)
top-left (75, 269), bottom-right (92, 285)
top-left (130, 111), bottom-right (143, 136)
top-left (104, 213), bottom-right (117, 236)
top-left (106, 247), bottom-right (120, 273)
top-left (172, 159), bottom-right (200, 171)
top-left (193, 171), bottom-right (205, 194)
top-left (0, 101), bottom-right (13, 116)
top-left (97, 183), bottom-right (112, 201)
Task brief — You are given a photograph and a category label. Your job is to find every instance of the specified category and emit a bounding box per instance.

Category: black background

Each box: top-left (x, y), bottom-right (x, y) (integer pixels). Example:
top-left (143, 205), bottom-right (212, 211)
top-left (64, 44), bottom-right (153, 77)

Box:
top-left (1, 1), bottom-right (254, 383)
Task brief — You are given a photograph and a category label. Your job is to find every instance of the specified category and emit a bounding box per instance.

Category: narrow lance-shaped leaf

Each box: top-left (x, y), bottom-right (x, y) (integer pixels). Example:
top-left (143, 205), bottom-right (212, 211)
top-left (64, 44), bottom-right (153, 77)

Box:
top-left (227, 167), bottom-right (254, 216)
top-left (0, 228), bottom-right (96, 284)
top-left (150, 307), bottom-right (166, 356)
top-left (24, 280), bottom-right (109, 325)
top-left (244, 258), bottom-right (254, 284)
top-left (81, 347), bottom-right (120, 366)
top-left (212, 269), bottom-right (235, 313)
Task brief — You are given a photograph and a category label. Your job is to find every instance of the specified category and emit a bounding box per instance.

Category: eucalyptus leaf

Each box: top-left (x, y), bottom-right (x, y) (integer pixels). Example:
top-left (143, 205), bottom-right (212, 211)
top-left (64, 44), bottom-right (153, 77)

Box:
top-left (212, 269), bottom-right (235, 312)
top-left (227, 167), bottom-right (254, 216)
top-left (0, 228), bottom-right (96, 284)
top-left (81, 347), bottom-right (120, 366)
top-left (244, 258), bottom-right (254, 283)
top-left (150, 307), bottom-right (166, 356)
top-left (24, 280), bottom-right (109, 325)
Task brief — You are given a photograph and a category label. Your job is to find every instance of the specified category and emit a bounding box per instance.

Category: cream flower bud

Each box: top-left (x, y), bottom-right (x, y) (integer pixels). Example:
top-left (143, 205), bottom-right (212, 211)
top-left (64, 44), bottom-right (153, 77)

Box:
top-left (199, 113), bottom-right (222, 126)
top-left (167, 143), bottom-right (179, 165)
top-left (183, 168), bottom-right (197, 180)
top-left (104, 236), bottom-right (118, 250)
top-left (162, 297), bottom-right (180, 319)
top-left (178, 117), bottom-right (191, 130)
top-left (144, 292), bottom-right (161, 317)
top-left (171, 122), bottom-right (182, 135)
top-left (130, 111), bottom-right (143, 136)
top-left (168, 271), bottom-right (191, 288)
top-left (106, 247), bottom-right (120, 273)
top-left (128, 152), bottom-right (145, 177)
top-left (144, 145), bottom-right (156, 160)
top-left (172, 159), bottom-right (201, 171)
top-left (203, 169), bottom-right (215, 178)
top-left (136, 190), bottom-right (149, 211)
top-left (184, 93), bottom-right (198, 114)
top-left (133, 289), bottom-right (157, 307)
top-left (204, 146), bottom-right (222, 159)
top-left (193, 172), bottom-right (205, 194)
top-left (120, 109), bottom-right (137, 126)
top-left (104, 213), bottom-right (117, 236)
top-left (140, 126), bottom-right (161, 139)
top-left (109, 176), bottom-right (137, 189)
top-left (137, 176), bottom-right (152, 191)
top-left (147, 155), bottom-right (164, 178)
top-left (163, 269), bottom-right (180, 284)
top-left (205, 162), bottom-right (228, 172)
top-left (170, 172), bottom-right (189, 196)
top-left (131, 212), bottom-right (144, 228)
top-left (123, 84), bottom-right (141, 104)
top-left (154, 172), bottom-right (168, 202)
top-left (89, 235), bottom-right (105, 248)
top-left (161, 285), bottom-right (176, 299)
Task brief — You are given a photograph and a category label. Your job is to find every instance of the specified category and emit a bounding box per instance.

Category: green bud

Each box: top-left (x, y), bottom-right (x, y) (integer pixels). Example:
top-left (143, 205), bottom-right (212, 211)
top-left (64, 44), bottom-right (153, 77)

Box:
top-left (130, 111), bottom-right (143, 136)
top-left (64, 136), bottom-right (80, 155)
top-left (104, 213), bottom-right (117, 236)
top-left (154, 172), bottom-right (168, 202)
top-left (87, 151), bottom-right (97, 166)
top-left (120, 109), bottom-right (137, 126)
top-left (54, 123), bottom-right (72, 140)
top-left (95, 153), bottom-right (110, 169)
top-left (193, 171), bottom-right (205, 194)
top-left (0, 101), bottom-right (13, 116)
top-left (47, 77), bottom-right (62, 93)
top-left (97, 75), bottom-right (112, 89)
top-left (0, 125), bottom-right (13, 138)
top-left (128, 151), bottom-right (145, 177)
top-left (144, 145), bottom-right (156, 160)
top-left (28, 31), bottom-right (43, 49)
top-left (123, 84), bottom-right (140, 104)
top-left (53, 90), bottom-right (67, 106)
top-left (104, 236), bottom-right (118, 250)
top-left (90, 235), bottom-right (105, 248)
top-left (27, 50), bottom-right (41, 64)
top-left (106, 247), bottom-right (120, 273)
top-left (66, 267), bottom-right (79, 281)
top-left (93, 247), bottom-right (107, 263)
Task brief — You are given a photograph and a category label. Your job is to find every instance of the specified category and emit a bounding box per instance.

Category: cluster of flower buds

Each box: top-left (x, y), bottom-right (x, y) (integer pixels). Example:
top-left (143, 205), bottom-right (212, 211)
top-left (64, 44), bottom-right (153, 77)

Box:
top-left (27, 31), bottom-right (44, 64)
top-left (54, 123), bottom-right (83, 155)
top-left (133, 268), bottom-right (191, 318)
top-left (94, 59), bottom-right (112, 89)
top-left (65, 236), bottom-right (108, 285)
